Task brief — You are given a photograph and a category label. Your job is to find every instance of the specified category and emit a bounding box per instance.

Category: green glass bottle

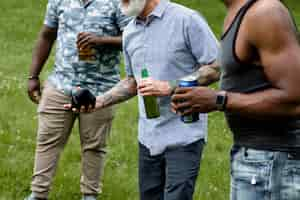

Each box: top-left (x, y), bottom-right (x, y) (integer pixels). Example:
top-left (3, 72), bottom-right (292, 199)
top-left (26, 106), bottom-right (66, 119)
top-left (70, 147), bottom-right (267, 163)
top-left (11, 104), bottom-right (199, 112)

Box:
top-left (141, 68), bottom-right (160, 119)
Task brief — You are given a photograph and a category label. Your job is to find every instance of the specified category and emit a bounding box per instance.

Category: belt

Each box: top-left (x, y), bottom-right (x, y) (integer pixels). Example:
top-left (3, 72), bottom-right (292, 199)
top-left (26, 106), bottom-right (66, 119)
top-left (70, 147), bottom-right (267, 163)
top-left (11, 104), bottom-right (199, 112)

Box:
top-left (232, 145), bottom-right (300, 160)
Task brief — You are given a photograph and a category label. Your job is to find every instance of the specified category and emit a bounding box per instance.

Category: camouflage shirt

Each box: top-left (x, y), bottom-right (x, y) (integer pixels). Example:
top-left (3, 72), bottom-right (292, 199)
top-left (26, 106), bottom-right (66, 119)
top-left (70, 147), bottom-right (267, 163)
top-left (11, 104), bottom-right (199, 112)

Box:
top-left (44, 0), bottom-right (131, 96)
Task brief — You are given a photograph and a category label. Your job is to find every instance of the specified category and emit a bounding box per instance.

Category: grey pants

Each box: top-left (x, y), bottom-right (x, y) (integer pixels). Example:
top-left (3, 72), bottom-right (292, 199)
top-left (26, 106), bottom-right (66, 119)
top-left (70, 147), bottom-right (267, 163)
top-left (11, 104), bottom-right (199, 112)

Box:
top-left (139, 140), bottom-right (205, 200)
top-left (31, 83), bottom-right (114, 199)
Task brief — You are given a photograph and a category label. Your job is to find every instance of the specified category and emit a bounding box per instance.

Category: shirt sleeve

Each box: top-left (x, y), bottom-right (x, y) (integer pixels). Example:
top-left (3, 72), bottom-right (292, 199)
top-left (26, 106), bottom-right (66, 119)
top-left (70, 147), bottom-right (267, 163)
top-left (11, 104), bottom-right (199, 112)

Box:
top-left (123, 34), bottom-right (134, 76)
top-left (113, 0), bottom-right (133, 31)
top-left (185, 12), bottom-right (219, 65)
top-left (44, 0), bottom-right (59, 28)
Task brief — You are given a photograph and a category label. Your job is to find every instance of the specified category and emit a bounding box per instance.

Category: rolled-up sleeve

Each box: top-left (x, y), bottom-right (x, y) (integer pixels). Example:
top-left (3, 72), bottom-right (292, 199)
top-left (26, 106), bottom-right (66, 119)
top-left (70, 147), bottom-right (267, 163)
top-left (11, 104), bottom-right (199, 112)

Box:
top-left (185, 13), bottom-right (219, 65)
top-left (44, 0), bottom-right (59, 28)
top-left (113, 0), bottom-right (133, 31)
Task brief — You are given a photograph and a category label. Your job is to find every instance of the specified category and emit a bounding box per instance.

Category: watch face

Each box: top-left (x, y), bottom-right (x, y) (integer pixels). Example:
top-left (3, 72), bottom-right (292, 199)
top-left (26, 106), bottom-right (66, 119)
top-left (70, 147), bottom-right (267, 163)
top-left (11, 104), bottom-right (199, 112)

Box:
top-left (216, 91), bottom-right (227, 111)
top-left (216, 95), bottom-right (223, 107)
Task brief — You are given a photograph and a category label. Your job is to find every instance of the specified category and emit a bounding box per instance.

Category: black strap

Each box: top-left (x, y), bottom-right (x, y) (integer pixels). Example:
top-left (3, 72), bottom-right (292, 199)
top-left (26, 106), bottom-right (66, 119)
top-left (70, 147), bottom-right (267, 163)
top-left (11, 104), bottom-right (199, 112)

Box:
top-left (233, 0), bottom-right (258, 37)
top-left (238, 0), bottom-right (258, 19)
top-left (221, 0), bottom-right (257, 40)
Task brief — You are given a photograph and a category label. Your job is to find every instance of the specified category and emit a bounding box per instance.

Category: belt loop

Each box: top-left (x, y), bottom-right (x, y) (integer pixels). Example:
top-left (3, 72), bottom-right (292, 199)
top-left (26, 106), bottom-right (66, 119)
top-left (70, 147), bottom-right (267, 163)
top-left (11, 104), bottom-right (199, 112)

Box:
top-left (244, 147), bottom-right (248, 157)
top-left (286, 151), bottom-right (300, 160)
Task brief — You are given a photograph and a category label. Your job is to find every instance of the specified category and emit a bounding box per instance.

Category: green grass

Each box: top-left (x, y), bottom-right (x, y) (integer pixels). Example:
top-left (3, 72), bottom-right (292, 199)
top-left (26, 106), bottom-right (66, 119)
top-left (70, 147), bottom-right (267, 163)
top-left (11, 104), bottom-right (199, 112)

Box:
top-left (0, 0), bottom-right (298, 199)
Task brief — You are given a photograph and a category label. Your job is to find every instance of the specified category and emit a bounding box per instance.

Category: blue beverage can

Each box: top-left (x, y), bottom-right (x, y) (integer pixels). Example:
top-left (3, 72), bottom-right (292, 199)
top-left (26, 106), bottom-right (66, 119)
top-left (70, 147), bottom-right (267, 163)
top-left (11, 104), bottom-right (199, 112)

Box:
top-left (178, 78), bottom-right (199, 123)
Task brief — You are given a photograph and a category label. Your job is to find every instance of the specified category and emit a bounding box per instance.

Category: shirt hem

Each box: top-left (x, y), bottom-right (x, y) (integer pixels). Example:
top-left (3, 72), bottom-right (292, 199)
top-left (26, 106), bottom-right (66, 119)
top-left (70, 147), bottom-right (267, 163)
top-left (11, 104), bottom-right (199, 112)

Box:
top-left (138, 135), bottom-right (206, 156)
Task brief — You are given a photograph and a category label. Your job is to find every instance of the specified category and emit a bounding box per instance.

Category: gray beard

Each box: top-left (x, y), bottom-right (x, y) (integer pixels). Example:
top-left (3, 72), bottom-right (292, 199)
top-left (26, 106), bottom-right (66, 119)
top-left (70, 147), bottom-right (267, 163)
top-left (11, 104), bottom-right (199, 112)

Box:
top-left (121, 0), bottom-right (146, 17)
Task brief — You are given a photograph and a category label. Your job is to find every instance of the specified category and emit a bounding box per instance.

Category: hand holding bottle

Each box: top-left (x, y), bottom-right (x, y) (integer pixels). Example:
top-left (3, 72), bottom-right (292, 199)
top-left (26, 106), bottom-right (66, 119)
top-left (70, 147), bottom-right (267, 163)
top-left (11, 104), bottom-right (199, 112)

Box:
top-left (138, 77), bottom-right (172, 97)
top-left (139, 68), bottom-right (160, 119)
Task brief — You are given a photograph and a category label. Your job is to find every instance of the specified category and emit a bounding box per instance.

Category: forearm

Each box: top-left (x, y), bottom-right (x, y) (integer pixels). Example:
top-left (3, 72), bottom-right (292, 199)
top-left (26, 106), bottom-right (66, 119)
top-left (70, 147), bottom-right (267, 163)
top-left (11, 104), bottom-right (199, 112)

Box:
top-left (30, 27), bottom-right (57, 77)
top-left (95, 36), bottom-right (122, 49)
top-left (169, 61), bottom-right (220, 90)
top-left (195, 61), bottom-right (220, 86)
top-left (226, 88), bottom-right (300, 118)
top-left (98, 76), bottom-right (137, 108)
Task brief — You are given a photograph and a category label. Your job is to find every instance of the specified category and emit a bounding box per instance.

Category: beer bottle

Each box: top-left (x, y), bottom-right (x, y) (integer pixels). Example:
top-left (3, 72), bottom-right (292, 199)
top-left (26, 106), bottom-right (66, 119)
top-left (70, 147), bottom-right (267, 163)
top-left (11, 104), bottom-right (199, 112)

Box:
top-left (141, 68), bottom-right (160, 119)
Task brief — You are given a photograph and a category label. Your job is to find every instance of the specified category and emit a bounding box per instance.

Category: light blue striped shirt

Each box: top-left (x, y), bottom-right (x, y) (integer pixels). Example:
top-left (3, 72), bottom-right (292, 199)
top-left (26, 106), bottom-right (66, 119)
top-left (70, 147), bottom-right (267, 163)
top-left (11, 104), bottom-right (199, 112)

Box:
top-left (123, 0), bottom-right (219, 155)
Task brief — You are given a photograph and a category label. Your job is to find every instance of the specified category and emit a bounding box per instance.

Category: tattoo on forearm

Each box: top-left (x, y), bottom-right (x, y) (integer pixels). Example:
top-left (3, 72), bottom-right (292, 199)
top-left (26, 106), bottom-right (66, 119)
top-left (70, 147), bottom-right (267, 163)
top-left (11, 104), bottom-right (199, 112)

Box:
top-left (168, 62), bottom-right (221, 92)
top-left (100, 77), bottom-right (137, 107)
top-left (181, 62), bottom-right (221, 86)
top-left (197, 63), bottom-right (221, 86)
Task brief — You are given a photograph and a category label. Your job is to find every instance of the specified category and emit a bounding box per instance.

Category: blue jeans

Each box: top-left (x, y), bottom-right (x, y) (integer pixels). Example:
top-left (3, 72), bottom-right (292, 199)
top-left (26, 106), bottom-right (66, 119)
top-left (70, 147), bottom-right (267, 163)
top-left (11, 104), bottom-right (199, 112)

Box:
top-left (139, 140), bottom-right (205, 200)
top-left (230, 146), bottom-right (300, 200)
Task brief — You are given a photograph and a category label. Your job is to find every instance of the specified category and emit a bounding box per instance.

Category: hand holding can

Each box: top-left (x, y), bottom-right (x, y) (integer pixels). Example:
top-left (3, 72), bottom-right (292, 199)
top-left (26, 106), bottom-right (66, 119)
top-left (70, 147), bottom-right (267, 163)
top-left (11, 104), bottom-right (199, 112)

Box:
top-left (77, 32), bottom-right (97, 63)
top-left (178, 77), bottom-right (199, 123)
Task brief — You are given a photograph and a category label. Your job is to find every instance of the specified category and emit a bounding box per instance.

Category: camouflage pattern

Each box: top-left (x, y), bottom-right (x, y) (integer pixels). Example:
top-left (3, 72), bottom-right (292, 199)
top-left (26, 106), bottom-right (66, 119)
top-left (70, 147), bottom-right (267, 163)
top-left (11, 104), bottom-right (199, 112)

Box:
top-left (44, 0), bottom-right (132, 96)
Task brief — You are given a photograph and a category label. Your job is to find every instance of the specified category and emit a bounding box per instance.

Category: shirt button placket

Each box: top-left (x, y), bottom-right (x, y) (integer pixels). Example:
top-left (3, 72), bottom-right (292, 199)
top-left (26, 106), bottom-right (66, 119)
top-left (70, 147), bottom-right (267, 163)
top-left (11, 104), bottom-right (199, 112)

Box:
top-left (74, 3), bottom-right (87, 89)
top-left (143, 23), bottom-right (149, 72)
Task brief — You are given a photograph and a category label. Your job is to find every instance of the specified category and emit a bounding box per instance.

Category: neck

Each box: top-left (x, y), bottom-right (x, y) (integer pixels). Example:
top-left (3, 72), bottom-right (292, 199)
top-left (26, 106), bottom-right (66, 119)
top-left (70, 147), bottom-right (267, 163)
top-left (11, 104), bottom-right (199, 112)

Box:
top-left (225, 0), bottom-right (245, 9)
top-left (225, 0), bottom-right (249, 13)
top-left (139, 0), bottom-right (160, 19)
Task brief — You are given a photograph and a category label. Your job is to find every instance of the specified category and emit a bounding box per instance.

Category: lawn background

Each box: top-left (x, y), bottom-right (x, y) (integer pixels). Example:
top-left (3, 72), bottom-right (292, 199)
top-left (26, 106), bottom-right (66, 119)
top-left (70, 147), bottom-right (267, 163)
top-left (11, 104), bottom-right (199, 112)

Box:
top-left (0, 0), bottom-right (298, 199)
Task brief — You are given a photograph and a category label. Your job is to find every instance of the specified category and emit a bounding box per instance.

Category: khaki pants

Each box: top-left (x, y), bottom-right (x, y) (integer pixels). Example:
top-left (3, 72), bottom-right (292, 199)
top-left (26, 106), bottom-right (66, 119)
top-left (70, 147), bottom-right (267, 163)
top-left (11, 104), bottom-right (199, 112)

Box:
top-left (31, 83), bottom-right (114, 199)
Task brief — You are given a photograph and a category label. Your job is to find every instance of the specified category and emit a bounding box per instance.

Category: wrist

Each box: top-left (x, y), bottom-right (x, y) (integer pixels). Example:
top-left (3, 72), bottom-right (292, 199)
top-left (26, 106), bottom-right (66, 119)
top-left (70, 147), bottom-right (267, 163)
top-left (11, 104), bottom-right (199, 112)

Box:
top-left (162, 81), bottom-right (174, 96)
top-left (168, 80), bottom-right (178, 95)
top-left (28, 75), bottom-right (39, 80)
top-left (96, 96), bottom-right (104, 108)
top-left (95, 36), bottom-right (105, 45)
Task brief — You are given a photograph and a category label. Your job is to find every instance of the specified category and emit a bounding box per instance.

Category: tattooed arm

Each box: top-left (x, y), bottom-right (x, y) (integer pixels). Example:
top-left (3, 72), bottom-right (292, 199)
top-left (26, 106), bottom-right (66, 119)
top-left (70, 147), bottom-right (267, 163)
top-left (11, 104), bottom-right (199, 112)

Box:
top-left (63, 76), bottom-right (137, 112)
top-left (96, 76), bottom-right (137, 109)
top-left (192, 61), bottom-right (220, 86)
top-left (65, 64), bottom-right (219, 112)
top-left (138, 61), bottom-right (221, 98)
top-left (168, 61), bottom-right (220, 92)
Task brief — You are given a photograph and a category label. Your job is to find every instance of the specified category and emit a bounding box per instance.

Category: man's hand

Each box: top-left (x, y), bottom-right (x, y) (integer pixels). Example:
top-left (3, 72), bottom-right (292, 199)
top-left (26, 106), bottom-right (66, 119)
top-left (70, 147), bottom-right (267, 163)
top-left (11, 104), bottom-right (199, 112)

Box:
top-left (27, 79), bottom-right (41, 104)
top-left (138, 78), bottom-right (172, 97)
top-left (27, 26), bottom-right (57, 105)
top-left (64, 95), bottom-right (105, 113)
top-left (64, 88), bottom-right (100, 113)
top-left (171, 86), bottom-right (218, 115)
top-left (77, 32), bottom-right (103, 50)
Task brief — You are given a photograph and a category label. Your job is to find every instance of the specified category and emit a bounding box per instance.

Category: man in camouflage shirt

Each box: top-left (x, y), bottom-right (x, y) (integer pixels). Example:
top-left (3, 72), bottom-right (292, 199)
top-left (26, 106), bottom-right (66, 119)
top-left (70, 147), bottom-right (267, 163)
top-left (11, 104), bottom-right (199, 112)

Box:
top-left (25, 0), bottom-right (131, 199)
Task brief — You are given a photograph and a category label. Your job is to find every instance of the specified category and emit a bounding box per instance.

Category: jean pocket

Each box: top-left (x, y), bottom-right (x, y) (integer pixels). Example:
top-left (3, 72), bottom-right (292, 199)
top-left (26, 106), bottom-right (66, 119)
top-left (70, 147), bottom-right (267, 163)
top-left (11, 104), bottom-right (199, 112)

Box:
top-left (231, 154), bottom-right (272, 187)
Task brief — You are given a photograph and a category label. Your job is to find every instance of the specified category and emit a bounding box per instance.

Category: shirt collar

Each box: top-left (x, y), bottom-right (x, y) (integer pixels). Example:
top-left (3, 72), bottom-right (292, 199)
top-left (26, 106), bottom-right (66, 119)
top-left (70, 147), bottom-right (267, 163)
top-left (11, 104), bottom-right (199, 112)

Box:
top-left (151, 0), bottom-right (168, 19)
top-left (135, 0), bottom-right (169, 25)
top-left (81, 0), bottom-right (94, 8)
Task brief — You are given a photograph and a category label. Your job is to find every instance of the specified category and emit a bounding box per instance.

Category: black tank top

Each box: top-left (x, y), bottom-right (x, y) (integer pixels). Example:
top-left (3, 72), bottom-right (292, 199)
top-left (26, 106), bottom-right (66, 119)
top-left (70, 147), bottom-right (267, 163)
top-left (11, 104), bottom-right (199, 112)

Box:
top-left (220, 0), bottom-right (300, 151)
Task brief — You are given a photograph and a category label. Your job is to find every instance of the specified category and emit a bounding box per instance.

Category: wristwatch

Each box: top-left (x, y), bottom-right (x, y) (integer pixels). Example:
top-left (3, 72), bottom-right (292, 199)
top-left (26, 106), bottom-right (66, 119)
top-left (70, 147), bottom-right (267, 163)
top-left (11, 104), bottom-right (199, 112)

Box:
top-left (215, 90), bottom-right (228, 111)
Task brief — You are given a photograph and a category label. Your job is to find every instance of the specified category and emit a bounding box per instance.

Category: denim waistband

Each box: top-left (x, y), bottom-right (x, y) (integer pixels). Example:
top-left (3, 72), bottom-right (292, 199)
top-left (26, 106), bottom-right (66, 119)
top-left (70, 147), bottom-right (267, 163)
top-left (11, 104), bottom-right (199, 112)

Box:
top-left (232, 145), bottom-right (300, 160)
